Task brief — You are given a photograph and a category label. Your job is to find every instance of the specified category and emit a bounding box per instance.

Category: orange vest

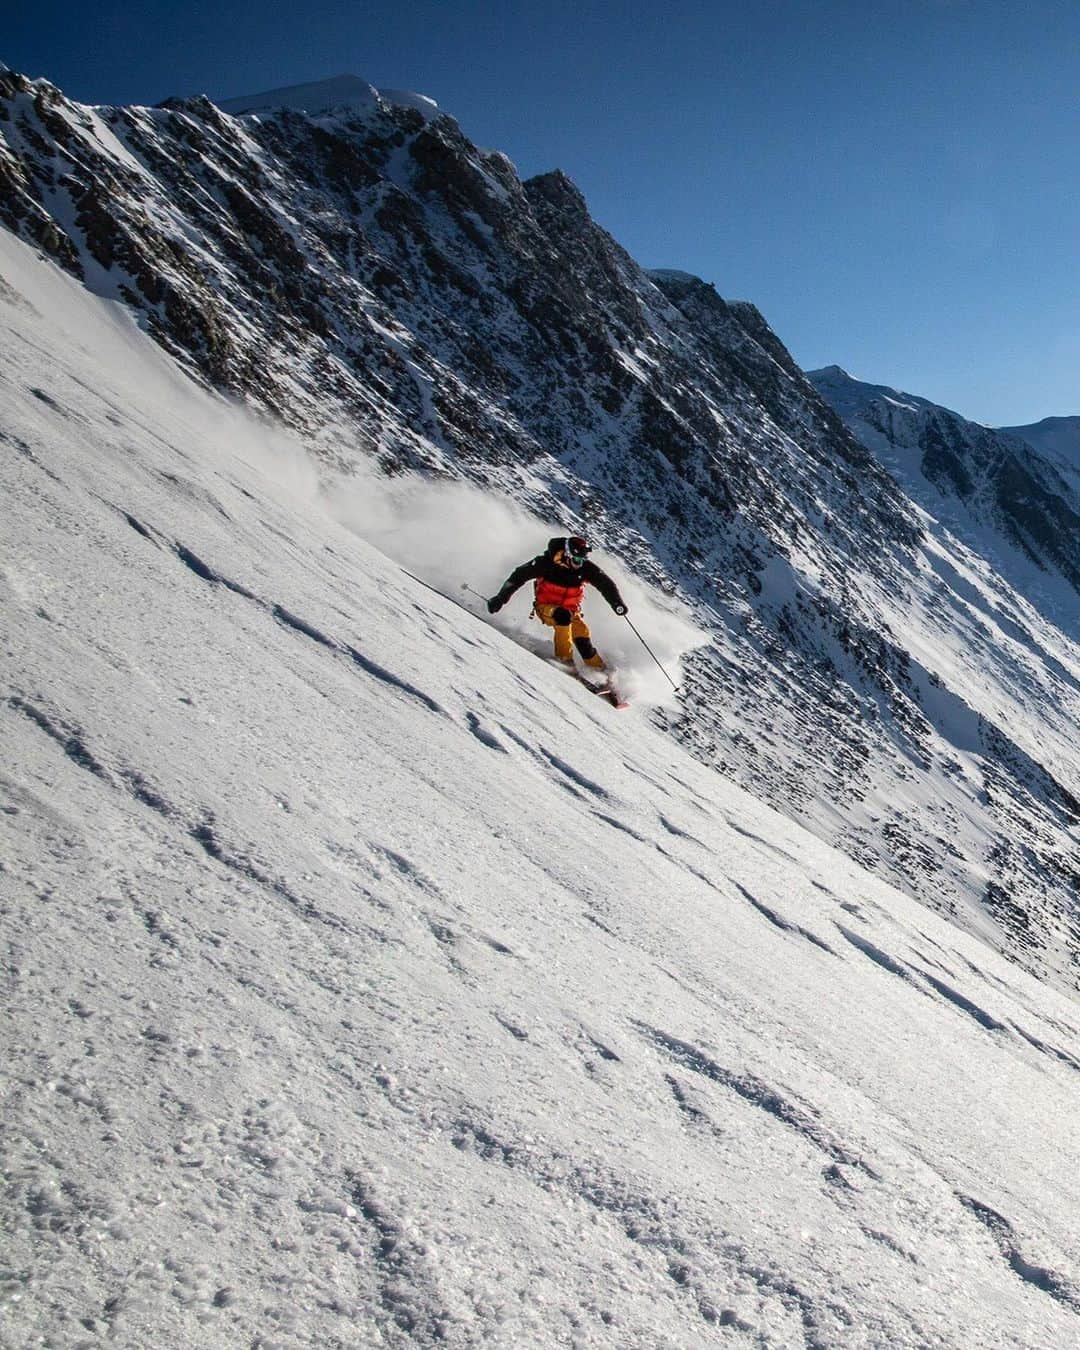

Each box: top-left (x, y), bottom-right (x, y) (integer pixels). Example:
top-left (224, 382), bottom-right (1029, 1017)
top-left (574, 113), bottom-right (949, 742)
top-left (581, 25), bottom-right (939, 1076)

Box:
top-left (534, 576), bottom-right (584, 610)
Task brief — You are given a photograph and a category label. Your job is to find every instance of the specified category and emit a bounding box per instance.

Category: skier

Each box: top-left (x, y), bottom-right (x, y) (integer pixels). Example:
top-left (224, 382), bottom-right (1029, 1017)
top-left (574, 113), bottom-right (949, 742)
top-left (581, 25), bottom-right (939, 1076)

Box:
top-left (486, 535), bottom-right (627, 674)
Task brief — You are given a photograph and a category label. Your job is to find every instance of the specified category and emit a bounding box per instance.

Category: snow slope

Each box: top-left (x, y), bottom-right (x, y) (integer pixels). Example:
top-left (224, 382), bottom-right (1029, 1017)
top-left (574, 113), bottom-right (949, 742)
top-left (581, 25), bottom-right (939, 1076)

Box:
top-left (4, 227), bottom-right (1080, 1346)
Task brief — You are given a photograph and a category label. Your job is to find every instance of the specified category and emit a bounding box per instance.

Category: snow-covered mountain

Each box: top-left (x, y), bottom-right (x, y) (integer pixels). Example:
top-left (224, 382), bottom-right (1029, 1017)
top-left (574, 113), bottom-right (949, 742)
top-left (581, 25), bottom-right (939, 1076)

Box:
top-left (1, 69), bottom-right (1077, 995)
top-left (216, 74), bottom-right (441, 121)
top-left (5, 213), bottom-right (1080, 1350)
top-left (808, 365), bottom-right (1080, 602)
top-left (999, 414), bottom-right (1080, 489)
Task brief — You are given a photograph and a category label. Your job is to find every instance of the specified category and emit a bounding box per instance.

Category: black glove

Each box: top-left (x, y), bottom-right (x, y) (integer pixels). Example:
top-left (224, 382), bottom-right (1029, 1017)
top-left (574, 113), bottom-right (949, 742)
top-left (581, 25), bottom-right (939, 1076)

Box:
top-left (487, 595), bottom-right (505, 614)
top-left (613, 603), bottom-right (628, 616)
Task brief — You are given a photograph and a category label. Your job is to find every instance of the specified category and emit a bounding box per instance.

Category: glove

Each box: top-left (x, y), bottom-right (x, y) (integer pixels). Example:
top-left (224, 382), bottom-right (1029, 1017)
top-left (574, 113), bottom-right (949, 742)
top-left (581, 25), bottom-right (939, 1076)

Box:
top-left (613, 604), bottom-right (628, 617)
top-left (487, 595), bottom-right (505, 614)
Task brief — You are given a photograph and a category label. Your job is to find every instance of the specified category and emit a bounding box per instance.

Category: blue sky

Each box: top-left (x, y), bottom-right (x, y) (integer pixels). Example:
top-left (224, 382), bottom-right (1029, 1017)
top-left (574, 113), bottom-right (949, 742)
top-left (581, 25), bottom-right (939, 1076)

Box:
top-left (7, 1), bottom-right (1079, 424)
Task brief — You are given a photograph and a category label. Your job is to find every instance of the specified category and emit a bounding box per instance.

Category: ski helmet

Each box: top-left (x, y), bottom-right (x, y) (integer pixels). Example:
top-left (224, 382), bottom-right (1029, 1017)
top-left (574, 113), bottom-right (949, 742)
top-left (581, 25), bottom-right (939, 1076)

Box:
top-left (563, 535), bottom-right (590, 567)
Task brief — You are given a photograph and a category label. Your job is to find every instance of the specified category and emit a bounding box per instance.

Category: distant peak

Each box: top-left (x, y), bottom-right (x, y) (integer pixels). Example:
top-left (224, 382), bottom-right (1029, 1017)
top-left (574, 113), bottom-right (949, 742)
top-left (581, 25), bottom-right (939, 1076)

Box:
top-left (648, 269), bottom-right (703, 286)
top-left (1001, 413), bottom-right (1080, 432)
top-left (217, 74), bottom-right (440, 121)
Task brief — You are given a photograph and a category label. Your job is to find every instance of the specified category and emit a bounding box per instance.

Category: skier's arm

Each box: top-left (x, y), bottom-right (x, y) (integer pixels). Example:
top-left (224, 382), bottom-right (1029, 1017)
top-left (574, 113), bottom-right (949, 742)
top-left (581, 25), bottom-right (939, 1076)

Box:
top-left (487, 558), bottom-right (542, 612)
top-left (583, 561), bottom-right (627, 615)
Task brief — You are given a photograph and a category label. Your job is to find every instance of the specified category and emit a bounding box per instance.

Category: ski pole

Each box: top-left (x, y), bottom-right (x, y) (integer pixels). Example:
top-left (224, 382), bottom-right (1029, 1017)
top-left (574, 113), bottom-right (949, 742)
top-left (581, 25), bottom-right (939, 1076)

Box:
top-left (399, 568), bottom-right (483, 618)
top-left (623, 615), bottom-right (680, 691)
top-left (461, 583), bottom-right (489, 605)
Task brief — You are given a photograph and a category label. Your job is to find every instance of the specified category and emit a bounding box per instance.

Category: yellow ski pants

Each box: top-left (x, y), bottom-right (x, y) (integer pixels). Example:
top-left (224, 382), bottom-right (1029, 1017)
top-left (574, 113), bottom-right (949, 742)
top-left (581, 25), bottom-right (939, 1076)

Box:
top-left (534, 603), bottom-right (606, 669)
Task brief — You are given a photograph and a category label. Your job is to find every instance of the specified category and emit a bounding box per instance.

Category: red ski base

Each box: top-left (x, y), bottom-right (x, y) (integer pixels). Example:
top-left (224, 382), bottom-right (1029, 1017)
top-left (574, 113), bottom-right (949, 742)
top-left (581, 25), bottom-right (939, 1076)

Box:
top-left (546, 657), bottom-right (628, 708)
top-left (578, 674), bottom-right (629, 709)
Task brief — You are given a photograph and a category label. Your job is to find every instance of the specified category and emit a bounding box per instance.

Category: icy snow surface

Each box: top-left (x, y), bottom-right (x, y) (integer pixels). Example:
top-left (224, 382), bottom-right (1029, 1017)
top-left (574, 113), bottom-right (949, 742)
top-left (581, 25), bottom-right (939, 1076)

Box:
top-left (3, 232), bottom-right (1080, 1347)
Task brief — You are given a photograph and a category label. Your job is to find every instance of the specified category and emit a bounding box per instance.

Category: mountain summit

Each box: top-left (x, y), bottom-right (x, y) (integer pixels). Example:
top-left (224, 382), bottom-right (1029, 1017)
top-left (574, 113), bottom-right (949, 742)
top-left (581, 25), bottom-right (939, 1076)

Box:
top-left (999, 414), bottom-right (1080, 484)
top-left (217, 73), bottom-right (440, 120)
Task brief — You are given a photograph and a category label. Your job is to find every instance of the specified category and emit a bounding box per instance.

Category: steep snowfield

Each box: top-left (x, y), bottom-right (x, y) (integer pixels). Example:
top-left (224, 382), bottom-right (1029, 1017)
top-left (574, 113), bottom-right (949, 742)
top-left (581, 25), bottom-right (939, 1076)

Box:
top-left (3, 236), bottom-right (1080, 1348)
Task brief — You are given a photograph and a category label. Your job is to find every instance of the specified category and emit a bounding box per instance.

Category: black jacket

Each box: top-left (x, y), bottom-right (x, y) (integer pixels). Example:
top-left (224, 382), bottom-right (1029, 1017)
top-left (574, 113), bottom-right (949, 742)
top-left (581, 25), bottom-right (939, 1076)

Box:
top-left (496, 549), bottom-right (625, 613)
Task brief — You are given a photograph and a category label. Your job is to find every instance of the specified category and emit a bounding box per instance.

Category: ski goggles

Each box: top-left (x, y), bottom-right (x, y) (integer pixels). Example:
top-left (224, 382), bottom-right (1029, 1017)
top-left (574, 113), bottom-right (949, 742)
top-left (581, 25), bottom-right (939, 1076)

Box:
top-left (564, 536), bottom-right (590, 567)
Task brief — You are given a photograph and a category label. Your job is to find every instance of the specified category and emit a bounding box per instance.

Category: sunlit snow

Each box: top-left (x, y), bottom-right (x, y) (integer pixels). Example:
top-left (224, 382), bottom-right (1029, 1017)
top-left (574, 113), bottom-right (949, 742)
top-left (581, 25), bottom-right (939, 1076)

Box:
top-left (3, 233), bottom-right (1079, 1346)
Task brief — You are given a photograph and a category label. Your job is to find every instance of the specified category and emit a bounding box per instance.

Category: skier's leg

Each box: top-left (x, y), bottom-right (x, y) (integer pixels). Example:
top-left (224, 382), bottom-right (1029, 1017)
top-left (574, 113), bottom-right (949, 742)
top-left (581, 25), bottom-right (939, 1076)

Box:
top-left (551, 606), bottom-right (575, 664)
top-left (571, 613), bottom-right (606, 670)
top-left (536, 604), bottom-right (574, 663)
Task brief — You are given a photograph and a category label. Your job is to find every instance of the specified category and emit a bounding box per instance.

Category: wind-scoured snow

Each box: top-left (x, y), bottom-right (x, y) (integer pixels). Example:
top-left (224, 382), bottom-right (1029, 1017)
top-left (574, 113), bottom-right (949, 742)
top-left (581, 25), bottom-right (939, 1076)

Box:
top-left (806, 367), bottom-right (938, 423)
top-left (3, 217), bottom-right (1080, 1347)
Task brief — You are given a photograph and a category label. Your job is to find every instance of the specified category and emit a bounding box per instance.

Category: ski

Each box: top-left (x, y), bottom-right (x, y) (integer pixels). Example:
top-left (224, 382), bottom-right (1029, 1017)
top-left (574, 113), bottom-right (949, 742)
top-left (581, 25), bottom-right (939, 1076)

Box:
top-left (576, 673), bottom-right (629, 709)
top-left (545, 657), bottom-right (630, 708)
